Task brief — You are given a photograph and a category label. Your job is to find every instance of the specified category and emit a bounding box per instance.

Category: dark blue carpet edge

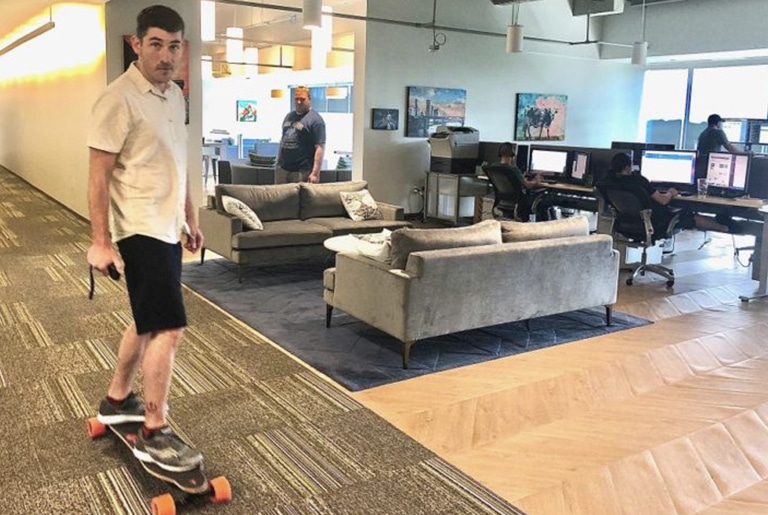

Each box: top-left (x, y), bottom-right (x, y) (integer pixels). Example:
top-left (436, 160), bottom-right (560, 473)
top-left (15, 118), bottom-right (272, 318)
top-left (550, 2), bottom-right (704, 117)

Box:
top-left (182, 258), bottom-right (652, 391)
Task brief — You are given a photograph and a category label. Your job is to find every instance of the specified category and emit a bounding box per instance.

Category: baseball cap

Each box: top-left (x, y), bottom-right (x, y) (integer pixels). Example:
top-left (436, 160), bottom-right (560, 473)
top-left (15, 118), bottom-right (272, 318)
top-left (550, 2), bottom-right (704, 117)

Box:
top-left (708, 114), bottom-right (723, 126)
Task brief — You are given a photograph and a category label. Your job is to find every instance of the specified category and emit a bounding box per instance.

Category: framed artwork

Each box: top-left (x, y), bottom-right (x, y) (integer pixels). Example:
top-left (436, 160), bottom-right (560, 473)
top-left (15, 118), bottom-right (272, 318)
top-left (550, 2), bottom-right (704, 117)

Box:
top-left (514, 93), bottom-right (568, 141)
top-left (406, 86), bottom-right (466, 138)
top-left (372, 108), bottom-right (399, 130)
top-left (236, 100), bottom-right (258, 122)
top-left (123, 36), bottom-right (190, 124)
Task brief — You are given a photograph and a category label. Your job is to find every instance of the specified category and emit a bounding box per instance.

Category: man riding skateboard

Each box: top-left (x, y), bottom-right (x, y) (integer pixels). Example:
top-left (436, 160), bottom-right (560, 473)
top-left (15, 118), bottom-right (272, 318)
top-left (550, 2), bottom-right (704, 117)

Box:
top-left (87, 4), bottom-right (203, 473)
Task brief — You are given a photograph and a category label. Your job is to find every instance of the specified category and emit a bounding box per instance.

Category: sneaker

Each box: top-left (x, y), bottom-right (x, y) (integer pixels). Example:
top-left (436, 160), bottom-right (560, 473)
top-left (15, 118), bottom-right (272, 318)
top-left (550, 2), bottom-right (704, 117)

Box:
top-left (97, 392), bottom-right (145, 424)
top-left (133, 426), bottom-right (203, 472)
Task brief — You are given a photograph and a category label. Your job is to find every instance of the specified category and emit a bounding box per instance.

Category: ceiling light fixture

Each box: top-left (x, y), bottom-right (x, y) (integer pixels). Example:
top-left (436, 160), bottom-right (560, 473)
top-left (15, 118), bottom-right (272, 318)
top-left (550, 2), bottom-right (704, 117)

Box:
top-left (200, 1), bottom-right (215, 42)
top-left (271, 89), bottom-right (286, 98)
top-left (303, 0), bottom-right (322, 30)
top-left (506, 4), bottom-right (522, 53)
top-left (0, 6), bottom-right (55, 59)
top-left (326, 86), bottom-right (347, 99)
top-left (631, 0), bottom-right (648, 65)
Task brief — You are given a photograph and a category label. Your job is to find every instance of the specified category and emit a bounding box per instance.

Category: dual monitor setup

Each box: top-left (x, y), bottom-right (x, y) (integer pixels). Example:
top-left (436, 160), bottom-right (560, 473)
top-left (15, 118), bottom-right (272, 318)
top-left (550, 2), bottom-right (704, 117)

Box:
top-left (630, 148), bottom-right (751, 198)
top-left (527, 148), bottom-right (591, 185)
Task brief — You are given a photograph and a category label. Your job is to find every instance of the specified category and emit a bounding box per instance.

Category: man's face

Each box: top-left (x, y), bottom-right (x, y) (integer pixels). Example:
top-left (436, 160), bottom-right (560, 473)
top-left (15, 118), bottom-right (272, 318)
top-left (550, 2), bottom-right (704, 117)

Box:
top-left (131, 27), bottom-right (183, 87)
top-left (294, 91), bottom-right (311, 114)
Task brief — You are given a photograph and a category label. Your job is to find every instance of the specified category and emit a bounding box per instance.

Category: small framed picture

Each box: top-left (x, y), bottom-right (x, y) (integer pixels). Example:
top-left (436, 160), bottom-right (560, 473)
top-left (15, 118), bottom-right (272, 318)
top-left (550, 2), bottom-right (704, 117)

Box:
top-left (236, 100), bottom-right (258, 122)
top-left (372, 108), bottom-right (399, 130)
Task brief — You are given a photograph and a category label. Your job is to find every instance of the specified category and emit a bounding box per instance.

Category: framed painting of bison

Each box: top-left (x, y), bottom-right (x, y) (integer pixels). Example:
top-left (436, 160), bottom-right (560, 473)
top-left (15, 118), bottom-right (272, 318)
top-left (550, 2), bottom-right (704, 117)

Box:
top-left (514, 93), bottom-right (567, 141)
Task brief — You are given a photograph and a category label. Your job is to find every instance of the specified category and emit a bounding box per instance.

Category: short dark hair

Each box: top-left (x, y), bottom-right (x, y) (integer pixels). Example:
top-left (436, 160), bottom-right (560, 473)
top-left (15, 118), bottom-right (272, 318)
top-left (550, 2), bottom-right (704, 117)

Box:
top-left (707, 114), bottom-right (723, 126)
top-left (610, 152), bottom-right (632, 175)
top-left (498, 142), bottom-right (516, 158)
top-left (295, 86), bottom-right (311, 99)
top-left (136, 5), bottom-right (185, 40)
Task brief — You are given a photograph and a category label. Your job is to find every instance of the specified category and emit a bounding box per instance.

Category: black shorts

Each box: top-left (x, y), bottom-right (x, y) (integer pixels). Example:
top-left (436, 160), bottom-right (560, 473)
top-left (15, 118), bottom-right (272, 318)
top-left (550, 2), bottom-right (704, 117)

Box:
top-left (116, 235), bottom-right (186, 335)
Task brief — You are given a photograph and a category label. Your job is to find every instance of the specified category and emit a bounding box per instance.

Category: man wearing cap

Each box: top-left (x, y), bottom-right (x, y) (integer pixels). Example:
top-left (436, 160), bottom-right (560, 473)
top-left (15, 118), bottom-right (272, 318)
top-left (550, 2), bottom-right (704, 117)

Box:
top-left (697, 114), bottom-right (738, 158)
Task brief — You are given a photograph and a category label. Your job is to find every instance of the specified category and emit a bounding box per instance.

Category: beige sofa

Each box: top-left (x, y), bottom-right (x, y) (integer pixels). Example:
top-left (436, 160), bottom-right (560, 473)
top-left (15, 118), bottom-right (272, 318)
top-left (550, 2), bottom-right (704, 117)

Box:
top-left (324, 217), bottom-right (620, 368)
top-left (199, 181), bottom-right (411, 280)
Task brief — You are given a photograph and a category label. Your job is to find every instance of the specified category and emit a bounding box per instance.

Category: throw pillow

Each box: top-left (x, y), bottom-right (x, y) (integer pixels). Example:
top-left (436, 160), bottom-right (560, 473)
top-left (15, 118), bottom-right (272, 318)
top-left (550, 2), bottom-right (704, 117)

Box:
top-left (353, 229), bottom-right (392, 264)
top-left (340, 190), bottom-right (383, 222)
top-left (389, 219), bottom-right (502, 269)
top-left (221, 195), bottom-right (263, 230)
top-left (500, 216), bottom-right (589, 243)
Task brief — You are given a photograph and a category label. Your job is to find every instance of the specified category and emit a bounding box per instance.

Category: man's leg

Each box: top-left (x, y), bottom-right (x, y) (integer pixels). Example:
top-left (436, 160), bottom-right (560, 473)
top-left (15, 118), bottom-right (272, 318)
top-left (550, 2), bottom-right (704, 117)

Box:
top-left (106, 322), bottom-right (149, 400)
top-left (141, 327), bottom-right (183, 429)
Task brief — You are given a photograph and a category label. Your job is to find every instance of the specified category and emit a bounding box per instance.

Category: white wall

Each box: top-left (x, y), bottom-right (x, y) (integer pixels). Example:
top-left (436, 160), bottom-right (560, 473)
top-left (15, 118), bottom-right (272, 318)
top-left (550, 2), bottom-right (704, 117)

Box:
top-left (361, 0), bottom-right (643, 211)
top-left (0, 0), bottom-right (202, 219)
top-left (0, 4), bottom-right (108, 218)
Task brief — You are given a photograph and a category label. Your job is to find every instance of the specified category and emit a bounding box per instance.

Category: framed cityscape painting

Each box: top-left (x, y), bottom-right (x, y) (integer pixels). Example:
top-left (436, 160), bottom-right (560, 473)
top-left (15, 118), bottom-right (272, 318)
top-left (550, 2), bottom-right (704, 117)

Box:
top-left (406, 86), bottom-right (466, 137)
top-left (514, 93), bottom-right (567, 141)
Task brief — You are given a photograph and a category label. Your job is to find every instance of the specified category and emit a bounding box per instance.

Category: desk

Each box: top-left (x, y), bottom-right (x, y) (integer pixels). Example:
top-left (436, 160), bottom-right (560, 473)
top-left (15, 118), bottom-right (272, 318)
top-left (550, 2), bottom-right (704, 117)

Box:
top-left (532, 182), bottom-right (599, 215)
top-left (672, 195), bottom-right (768, 301)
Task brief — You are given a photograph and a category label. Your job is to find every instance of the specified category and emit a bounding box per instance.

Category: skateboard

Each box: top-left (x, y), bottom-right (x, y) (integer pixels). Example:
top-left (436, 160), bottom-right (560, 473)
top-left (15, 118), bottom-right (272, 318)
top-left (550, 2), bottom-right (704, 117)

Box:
top-left (86, 418), bottom-right (231, 515)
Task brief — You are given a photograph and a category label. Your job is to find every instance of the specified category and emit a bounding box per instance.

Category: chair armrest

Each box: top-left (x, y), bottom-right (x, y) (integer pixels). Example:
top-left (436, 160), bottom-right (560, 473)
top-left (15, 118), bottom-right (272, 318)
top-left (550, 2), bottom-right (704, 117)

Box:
top-left (377, 201), bottom-right (405, 221)
top-left (198, 207), bottom-right (242, 258)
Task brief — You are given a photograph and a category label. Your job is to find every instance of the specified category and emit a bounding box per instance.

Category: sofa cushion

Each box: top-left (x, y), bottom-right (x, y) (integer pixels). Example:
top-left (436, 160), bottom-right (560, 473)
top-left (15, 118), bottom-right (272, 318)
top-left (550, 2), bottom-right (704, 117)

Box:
top-left (500, 216), bottom-right (590, 243)
top-left (339, 189), bottom-right (383, 221)
top-left (389, 219), bottom-right (502, 269)
top-left (306, 217), bottom-right (411, 235)
top-left (215, 183), bottom-right (300, 221)
top-left (300, 181), bottom-right (368, 220)
top-left (221, 195), bottom-right (263, 230)
top-left (231, 220), bottom-right (331, 250)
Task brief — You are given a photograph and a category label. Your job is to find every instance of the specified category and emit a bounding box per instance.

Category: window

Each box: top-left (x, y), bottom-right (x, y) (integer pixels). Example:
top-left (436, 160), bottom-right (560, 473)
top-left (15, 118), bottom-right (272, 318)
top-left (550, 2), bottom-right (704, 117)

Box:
top-left (639, 65), bottom-right (768, 150)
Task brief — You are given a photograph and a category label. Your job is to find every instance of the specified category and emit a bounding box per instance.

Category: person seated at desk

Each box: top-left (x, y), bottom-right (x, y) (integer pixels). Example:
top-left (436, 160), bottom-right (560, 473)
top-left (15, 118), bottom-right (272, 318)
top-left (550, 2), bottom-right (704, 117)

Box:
top-left (607, 152), bottom-right (733, 234)
top-left (496, 142), bottom-right (554, 221)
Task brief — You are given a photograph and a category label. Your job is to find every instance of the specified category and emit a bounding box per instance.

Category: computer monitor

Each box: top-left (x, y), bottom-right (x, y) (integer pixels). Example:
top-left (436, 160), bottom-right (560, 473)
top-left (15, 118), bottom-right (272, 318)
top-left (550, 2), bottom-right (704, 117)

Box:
top-left (706, 152), bottom-right (751, 197)
top-left (721, 120), bottom-right (745, 143)
top-left (759, 125), bottom-right (768, 145)
top-left (529, 148), bottom-right (568, 178)
top-left (569, 151), bottom-right (590, 185)
top-left (611, 141), bottom-right (676, 167)
top-left (640, 150), bottom-right (697, 187)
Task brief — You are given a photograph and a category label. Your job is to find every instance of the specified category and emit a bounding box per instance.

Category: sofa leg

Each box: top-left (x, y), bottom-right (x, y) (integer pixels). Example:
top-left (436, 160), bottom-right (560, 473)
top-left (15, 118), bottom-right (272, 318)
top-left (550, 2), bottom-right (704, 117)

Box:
top-left (402, 340), bottom-right (415, 369)
top-left (200, 247), bottom-right (206, 265)
top-left (606, 305), bottom-right (613, 326)
top-left (326, 305), bottom-right (333, 328)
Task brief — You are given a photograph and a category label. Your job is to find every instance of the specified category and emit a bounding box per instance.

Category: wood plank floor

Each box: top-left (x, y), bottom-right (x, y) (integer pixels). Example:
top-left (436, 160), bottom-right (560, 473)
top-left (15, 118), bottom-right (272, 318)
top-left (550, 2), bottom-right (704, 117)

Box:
top-left (352, 231), bottom-right (768, 515)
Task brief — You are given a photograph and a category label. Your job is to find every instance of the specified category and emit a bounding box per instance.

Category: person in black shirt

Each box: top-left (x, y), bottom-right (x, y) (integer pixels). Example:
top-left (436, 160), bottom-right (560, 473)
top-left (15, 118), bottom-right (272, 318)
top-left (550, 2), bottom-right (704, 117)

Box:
top-left (497, 142), bottom-right (554, 221)
top-left (607, 152), bottom-right (730, 233)
top-left (276, 86), bottom-right (326, 183)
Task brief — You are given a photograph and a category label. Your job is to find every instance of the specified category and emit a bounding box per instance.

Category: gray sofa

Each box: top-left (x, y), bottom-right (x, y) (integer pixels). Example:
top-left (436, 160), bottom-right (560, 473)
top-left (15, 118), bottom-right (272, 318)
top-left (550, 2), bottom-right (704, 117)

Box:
top-left (223, 160), bottom-right (352, 185)
top-left (324, 217), bottom-right (620, 368)
top-left (199, 181), bottom-right (411, 280)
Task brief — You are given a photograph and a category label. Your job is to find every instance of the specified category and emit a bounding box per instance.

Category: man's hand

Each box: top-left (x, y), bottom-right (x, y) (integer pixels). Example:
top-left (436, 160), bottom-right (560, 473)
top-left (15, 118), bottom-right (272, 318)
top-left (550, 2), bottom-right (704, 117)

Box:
top-left (667, 187), bottom-right (679, 197)
top-left (87, 243), bottom-right (124, 277)
top-left (183, 222), bottom-right (204, 254)
top-left (306, 172), bottom-right (320, 184)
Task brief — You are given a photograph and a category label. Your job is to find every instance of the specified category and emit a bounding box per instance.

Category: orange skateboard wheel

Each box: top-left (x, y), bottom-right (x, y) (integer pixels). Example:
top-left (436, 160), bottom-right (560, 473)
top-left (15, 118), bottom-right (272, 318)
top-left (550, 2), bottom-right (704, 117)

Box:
top-left (209, 476), bottom-right (232, 504)
top-left (150, 493), bottom-right (176, 515)
top-left (86, 417), bottom-right (107, 439)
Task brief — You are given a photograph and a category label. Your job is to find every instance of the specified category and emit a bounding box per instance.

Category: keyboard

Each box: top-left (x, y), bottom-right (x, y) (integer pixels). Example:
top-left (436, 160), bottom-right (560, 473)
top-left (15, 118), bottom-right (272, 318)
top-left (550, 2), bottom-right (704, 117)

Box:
top-left (678, 191), bottom-right (693, 197)
top-left (541, 179), bottom-right (557, 184)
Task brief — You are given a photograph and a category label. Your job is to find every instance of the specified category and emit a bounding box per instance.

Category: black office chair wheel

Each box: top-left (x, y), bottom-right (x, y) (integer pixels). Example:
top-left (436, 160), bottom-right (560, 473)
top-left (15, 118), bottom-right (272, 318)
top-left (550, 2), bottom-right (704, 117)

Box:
top-left (666, 279), bottom-right (675, 288)
top-left (626, 278), bottom-right (633, 286)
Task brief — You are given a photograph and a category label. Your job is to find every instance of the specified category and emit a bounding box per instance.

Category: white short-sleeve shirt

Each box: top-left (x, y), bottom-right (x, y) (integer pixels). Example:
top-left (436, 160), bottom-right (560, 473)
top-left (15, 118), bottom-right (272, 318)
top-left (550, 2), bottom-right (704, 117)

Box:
top-left (87, 63), bottom-right (187, 244)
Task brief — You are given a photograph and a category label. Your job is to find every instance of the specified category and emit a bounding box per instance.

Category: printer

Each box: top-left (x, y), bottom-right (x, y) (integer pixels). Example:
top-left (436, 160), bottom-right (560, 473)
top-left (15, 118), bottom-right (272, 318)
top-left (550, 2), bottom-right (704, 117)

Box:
top-left (428, 126), bottom-right (480, 174)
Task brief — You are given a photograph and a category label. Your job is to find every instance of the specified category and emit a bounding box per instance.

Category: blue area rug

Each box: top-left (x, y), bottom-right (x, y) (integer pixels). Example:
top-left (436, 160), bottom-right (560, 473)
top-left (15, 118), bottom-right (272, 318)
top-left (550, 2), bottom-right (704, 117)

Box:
top-left (182, 258), bottom-right (651, 391)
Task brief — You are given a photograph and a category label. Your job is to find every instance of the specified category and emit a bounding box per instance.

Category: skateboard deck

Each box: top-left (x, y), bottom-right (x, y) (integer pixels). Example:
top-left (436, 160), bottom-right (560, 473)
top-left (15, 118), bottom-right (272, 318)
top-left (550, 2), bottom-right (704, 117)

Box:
top-left (86, 418), bottom-right (231, 514)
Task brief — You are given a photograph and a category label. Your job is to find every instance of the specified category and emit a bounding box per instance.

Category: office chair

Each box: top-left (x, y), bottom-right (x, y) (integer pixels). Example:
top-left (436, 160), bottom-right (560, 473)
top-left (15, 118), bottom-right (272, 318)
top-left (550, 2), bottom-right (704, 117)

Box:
top-left (482, 164), bottom-right (527, 221)
top-left (596, 181), bottom-right (681, 287)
